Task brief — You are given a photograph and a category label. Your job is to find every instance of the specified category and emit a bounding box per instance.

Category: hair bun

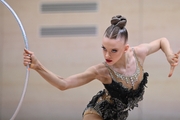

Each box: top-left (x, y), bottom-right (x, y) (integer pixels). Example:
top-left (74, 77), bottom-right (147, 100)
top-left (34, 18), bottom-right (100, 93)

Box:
top-left (111, 15), bottom-right (127, 29)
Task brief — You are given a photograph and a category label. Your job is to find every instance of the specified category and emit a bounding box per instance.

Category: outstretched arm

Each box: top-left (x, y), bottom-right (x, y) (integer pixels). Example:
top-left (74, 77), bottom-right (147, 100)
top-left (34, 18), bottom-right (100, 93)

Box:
top-left (135, 37), bottom-right (180, 77)
top-left (23, 49), bottom-right (97, 90)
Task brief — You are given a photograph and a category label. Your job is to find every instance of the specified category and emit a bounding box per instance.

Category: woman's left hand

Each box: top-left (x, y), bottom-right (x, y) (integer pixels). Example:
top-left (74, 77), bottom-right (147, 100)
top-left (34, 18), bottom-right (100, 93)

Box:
top-left (168, 50), bottom-right (180, 77)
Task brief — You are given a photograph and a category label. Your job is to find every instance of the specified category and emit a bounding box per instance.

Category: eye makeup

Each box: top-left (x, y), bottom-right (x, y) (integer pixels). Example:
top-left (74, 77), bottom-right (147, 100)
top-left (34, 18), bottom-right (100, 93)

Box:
top-left (102, 46), bottom-right (118, 53)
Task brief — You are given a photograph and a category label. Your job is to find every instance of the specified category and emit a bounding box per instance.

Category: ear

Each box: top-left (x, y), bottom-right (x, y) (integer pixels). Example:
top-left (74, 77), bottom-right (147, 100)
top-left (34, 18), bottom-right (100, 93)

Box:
top-left (124, 44), bottom-right (129, 52)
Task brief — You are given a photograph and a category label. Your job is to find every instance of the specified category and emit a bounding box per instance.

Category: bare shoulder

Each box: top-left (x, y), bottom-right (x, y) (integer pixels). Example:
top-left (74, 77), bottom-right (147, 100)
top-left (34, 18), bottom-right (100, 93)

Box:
top-left (93, 63), bottom-right (111, 84)
top-left (132, 45), bottom-right (148, 65)
top-left (83, 63), bottom-right (106, 77)
top-left (134, 44), bottom-right (148, 56)
top-left (93, 63), bottom-right (108, 75)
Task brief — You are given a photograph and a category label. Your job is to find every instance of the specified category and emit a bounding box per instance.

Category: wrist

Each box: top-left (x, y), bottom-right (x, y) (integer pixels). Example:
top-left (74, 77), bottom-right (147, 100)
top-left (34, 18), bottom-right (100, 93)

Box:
top-left (165, 50), bottom-right (173, 58)
top-left (34, 60), bottom-right (42, 71)
top-left (160, 38), bottom-right (173, 57)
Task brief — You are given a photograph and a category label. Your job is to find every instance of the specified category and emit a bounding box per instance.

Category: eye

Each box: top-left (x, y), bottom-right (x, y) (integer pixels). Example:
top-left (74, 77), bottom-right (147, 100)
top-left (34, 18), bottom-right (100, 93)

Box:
top-left (111, 49), bottom-right (117, 53)
top-left (101, 46), bottom-right (107, 51)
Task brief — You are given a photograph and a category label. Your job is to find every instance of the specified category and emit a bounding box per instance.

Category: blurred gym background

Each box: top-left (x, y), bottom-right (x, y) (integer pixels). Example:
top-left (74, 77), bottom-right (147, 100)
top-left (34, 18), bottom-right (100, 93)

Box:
top-left (0, 0), bottom-right (180, 120)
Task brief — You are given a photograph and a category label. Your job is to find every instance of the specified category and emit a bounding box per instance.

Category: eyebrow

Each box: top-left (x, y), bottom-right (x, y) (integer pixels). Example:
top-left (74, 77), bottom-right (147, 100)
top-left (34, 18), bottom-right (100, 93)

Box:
top-left (101, 45), bottom-right (119, 50)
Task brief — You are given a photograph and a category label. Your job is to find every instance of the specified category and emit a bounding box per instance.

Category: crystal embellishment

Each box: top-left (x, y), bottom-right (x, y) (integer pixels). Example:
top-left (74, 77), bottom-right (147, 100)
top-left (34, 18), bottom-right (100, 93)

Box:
top-left (104, 61), bottom-right (140, 87)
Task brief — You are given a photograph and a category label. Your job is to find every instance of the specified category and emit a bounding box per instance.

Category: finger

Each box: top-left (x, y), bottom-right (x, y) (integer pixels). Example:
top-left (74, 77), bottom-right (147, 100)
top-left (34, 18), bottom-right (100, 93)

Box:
top-left (23, 54), bottom-right (31, 59)
top-left (23, 61), bottom-right (31, 66)
top-left (24, 48), bottom-right (29, 53)
top-left (175, 54), bottom-right (179, 58)
top-left (172, 58), bottom-right (178, 62)
top-left (23, 51), bottom-right (29, 56)
top-left (177, 50), bottom-right (180, 55)
top-left (24, 58), bottom-right (31, 61)
top-left (24, 55), bottom-right (31, 59)
top-left (24, 59), bottom-right (31, 63)
top-left (168, 66), bottom-right (175, 77)
top-left (171, 63), bottom-right (178, 66)
top-left (24, 48), bottom-right (33, 55)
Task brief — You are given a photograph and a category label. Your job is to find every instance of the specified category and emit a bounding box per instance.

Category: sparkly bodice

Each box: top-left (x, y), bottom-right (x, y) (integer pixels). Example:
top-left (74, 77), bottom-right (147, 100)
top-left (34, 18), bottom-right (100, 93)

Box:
top-left (103, 48), bottom-right (148, 104)
top-left (103, 72), bottom-right (148, 104)
top-left (104, 48), bottom-right (143, 88)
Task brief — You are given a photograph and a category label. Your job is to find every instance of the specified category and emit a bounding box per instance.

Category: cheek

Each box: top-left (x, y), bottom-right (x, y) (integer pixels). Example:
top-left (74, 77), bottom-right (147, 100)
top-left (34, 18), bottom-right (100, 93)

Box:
top-left (113, 51), bottom-right (123, 59)
top-left (102, 50), bottom-right (105, 56)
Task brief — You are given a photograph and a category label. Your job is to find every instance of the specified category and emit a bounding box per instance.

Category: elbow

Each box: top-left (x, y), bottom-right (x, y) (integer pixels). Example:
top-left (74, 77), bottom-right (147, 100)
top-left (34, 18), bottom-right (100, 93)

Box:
top-left (58, 86), bottom-right (67, 91)
top-left (57, 83), bottom-right (68, 91)
top-left (56, 77), bottom-right (69, 91)
top-left (57, 84), bottom-right (68, 91)
top-left (161, 37), bottom-right (168, 42)
top-left (159, 37), bottom-right (168, 48)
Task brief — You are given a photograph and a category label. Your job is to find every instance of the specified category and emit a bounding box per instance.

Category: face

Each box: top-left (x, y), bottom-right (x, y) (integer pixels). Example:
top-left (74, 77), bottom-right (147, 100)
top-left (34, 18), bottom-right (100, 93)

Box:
top-left (102, 36), bottom-right (128, 65)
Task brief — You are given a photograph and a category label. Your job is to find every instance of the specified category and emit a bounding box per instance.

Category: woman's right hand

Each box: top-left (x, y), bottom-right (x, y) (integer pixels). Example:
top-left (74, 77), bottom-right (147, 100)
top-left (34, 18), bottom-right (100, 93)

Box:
top-left (23, 49), bottom-right (39, 70)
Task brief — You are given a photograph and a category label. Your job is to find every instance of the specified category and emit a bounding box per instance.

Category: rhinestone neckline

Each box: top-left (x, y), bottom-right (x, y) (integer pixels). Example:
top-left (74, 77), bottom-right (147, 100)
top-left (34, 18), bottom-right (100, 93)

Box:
top-left (104, 60), bottom-right (140, 87)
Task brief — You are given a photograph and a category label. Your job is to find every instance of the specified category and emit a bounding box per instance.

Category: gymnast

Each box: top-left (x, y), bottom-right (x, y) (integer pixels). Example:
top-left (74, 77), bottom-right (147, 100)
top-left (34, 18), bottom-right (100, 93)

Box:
top-left (23, 15), bottom-right (180, 120)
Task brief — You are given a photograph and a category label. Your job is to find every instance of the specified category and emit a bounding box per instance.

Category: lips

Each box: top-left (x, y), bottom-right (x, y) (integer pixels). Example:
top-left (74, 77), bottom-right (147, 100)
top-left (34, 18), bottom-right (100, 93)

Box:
top-left (106, 59), bottom-right (112, 63)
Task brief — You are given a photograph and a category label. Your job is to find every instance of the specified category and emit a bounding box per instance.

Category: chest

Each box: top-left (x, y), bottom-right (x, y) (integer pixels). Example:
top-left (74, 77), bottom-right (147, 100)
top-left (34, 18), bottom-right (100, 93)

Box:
top-left (103, 72), bottom-right (149, 99)
top-left (115, 58), bottom-right (137, 77)
top-left (107, 66), bottom-right (143, 90)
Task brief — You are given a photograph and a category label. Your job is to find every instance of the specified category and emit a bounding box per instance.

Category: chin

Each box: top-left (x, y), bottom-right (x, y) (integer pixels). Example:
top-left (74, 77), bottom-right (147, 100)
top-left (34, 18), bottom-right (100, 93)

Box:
top-left (105, 61), bottom-right (114, 65)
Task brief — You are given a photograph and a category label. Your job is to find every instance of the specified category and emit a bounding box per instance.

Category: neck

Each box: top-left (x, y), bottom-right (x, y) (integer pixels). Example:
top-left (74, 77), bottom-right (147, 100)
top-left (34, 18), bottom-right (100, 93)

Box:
top-left (113, 52), bottom-right (129, 69)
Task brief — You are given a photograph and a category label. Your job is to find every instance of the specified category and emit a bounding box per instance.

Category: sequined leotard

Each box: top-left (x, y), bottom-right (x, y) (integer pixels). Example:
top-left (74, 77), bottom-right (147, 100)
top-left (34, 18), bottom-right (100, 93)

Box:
top-left (82, 49), bottom-right (149, 120)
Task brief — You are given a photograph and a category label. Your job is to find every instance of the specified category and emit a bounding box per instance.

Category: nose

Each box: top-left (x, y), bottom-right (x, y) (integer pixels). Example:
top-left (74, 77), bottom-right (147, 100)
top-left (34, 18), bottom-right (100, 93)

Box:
top-left (105, 52), bottom-right (110, 58)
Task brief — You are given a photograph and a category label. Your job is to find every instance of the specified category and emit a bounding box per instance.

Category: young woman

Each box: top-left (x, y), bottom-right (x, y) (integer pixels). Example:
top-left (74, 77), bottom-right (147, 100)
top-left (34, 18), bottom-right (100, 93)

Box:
top-left (23, 15), bottom-right (179, 120)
